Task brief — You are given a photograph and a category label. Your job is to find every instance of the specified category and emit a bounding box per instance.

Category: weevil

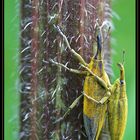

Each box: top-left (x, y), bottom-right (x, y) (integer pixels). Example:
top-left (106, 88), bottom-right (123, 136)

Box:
top-left (97, 59), bottom-right (128, 140)
top-left (48, 26), bottom-right (112, 139)
top-left (48, 26), bottom-right (127, 140)
top-left (108, 60), bottom-right (128, 140)
top-left (82, 34), bottom-right (112, 140)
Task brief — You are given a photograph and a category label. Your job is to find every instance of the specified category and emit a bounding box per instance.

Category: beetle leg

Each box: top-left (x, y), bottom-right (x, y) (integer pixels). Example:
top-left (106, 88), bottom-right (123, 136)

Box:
top-left (62, 94), bottom-right (83, 119)
top-left (80, 64), bottom-right (109, 90)
top-left (49, 59), bottom-right (88, 75)
top-left (98, 96), bottom-right (110, 104)
top-left (55, 26), bottom-right (88, 66)
top-left (83, 93), bottom-right (100, 104)
top-left (83, 91), bottom-right (111, 104)
top-left (53, 94), bottom-right (83, 124)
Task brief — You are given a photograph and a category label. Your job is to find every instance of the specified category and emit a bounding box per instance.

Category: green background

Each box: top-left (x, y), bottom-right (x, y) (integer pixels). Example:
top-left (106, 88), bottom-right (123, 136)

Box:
top-left (4, 0), bottom-right (136, 139)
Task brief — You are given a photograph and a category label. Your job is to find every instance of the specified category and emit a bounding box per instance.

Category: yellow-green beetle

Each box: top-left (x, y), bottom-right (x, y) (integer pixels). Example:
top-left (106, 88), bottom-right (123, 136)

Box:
top-left (48, 26), bottom-right (127, 140)
top-left (83, 34), bottom-right (111, 140)
top-left (108, 62), bottom-right (128, 140)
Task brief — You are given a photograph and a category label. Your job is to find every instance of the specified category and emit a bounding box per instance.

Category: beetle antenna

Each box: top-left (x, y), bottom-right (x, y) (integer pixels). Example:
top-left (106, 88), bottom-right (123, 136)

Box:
top-left (102, 26), bottom-right (111, 45)
top-left (122, 50), bottom-right (125, 65)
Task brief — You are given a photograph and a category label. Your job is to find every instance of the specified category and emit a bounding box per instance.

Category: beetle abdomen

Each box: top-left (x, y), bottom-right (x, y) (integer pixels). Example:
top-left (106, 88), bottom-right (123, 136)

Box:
top-left (98, 112), bottom-right (111, 140)
top-left (83, 114), bottom-right (97, 140)
top-left (83, 76), bottom-right (108, 140)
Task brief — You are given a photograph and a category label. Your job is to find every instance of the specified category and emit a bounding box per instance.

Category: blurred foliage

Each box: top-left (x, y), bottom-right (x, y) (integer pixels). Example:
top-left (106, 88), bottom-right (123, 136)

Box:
top-left (4, 0), bottom-right (20, 139)
top-left (5, 0), bottom-right (135, 139)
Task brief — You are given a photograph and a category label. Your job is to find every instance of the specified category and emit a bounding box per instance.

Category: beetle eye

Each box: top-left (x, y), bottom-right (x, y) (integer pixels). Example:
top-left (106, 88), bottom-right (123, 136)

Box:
top-left (120, 80), bottom-right (124, 85)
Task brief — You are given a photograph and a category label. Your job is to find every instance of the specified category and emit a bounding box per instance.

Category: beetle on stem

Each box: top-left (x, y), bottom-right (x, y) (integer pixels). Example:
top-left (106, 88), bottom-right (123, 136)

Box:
top-left (44, 26), bottom-right (127, 140)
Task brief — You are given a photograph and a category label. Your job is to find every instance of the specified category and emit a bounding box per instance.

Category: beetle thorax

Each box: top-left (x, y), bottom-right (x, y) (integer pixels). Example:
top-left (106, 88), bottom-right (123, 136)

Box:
top-left (89, 58), bottom-right (104, 77)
